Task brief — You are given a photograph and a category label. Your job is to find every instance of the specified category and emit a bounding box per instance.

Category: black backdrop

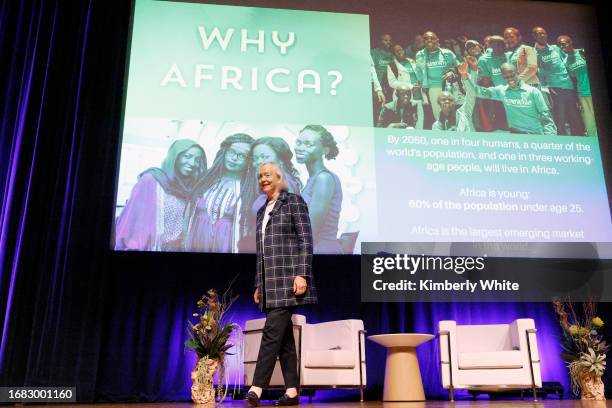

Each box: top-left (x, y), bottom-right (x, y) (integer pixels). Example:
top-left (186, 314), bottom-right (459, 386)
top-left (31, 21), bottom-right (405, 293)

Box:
top-left (1, 0), bottom-right (611, 403)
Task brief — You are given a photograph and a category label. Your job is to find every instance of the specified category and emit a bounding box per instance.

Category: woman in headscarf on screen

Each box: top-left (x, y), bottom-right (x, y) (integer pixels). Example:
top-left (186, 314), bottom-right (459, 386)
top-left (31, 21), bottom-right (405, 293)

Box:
top-left (186, 133), bottom-right (254, 253)
top-left (114, 139), bottom-right (207, 251)
top-left (294, 125), bottom-right (343, 254)
top-left (237, 137), bottom-right (303, 252)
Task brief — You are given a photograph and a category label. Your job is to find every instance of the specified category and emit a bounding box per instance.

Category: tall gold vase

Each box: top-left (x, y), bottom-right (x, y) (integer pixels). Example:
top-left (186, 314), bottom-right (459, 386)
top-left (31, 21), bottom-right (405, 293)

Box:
top-left (191, 356), bottom-right (219, 404)
top-left (579, 373), bottom-right (605, 401)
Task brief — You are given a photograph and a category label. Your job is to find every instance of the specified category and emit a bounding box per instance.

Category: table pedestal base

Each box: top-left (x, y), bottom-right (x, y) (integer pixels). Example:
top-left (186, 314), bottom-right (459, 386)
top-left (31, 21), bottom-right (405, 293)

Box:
top-left (383, 346), bottom-right (425, 402)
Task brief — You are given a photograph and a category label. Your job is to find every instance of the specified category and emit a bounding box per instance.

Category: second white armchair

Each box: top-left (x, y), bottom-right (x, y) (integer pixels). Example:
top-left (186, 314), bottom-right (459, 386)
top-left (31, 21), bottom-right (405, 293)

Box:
top-left (438, 319), bottom-right (542, 401)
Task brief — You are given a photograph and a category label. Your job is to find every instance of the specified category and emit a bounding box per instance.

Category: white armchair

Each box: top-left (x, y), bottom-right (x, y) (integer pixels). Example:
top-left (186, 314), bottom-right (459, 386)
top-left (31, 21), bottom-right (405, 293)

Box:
top-left (243, 315), bottom-right (366, 401)
top-left (438, 319), bottom-right (542, 401)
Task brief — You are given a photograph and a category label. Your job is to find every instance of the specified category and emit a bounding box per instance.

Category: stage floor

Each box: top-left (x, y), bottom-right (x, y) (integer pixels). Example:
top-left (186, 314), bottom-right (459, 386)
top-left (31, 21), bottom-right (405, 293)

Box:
top-left (24, 401), bottom-right (608, 407)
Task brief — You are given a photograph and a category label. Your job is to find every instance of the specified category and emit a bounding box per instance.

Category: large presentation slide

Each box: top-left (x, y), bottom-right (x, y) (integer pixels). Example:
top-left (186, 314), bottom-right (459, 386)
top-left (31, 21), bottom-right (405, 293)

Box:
top-left (112, 0), bottom-right (612, 254)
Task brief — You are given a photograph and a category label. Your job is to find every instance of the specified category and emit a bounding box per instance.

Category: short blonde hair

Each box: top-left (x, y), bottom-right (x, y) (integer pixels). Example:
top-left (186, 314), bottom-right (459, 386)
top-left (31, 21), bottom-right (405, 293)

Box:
top-left (259, 162), bottom-right (288, 191)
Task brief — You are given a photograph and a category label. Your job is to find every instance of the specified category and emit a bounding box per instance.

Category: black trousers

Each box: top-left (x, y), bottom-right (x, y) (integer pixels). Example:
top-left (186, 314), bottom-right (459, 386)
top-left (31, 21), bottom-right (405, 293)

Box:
top-left (252, 307), bottom-right (298, 389)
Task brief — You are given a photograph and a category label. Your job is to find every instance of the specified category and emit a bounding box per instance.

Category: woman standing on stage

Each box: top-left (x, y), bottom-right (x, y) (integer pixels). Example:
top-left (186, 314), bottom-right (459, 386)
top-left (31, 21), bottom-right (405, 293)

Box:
top-left (246, 162), bottom-right (316, 407)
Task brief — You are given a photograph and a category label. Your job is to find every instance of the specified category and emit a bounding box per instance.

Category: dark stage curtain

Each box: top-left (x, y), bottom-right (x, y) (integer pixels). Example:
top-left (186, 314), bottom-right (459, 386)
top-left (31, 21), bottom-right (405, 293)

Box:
top-left (1, 0), bottom-right (611, 403)
top-left (0, 0), bottom-right (131, 401)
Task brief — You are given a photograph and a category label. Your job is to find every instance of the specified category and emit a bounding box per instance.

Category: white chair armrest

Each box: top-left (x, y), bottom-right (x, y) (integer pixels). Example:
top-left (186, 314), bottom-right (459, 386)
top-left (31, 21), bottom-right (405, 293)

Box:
top-left (438, 320), bottom-right (457, 388)
top-left (244, 317), bottom-right (267, 332)
top-left (244, 314), bottom-right (307, 331)
top-left (510, 319), bottom-right (539, 362)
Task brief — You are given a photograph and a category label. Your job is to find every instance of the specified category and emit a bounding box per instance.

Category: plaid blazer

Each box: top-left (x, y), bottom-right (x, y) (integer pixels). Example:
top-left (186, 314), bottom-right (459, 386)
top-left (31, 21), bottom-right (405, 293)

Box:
top-left (255, 191), bottom-right (317, 310)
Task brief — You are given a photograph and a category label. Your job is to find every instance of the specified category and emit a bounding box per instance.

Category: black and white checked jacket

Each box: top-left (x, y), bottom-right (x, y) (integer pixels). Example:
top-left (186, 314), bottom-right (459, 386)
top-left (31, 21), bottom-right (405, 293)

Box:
top-left (255, 191), bottom-right (317, 311)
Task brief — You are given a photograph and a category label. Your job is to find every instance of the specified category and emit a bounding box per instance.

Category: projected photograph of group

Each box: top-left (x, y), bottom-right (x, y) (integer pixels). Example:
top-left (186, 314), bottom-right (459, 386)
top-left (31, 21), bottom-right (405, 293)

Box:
top-left (113, 120), bottom-right (376, 254)
top-left (111, 0), bottom-right (612, 254)
top-left (370, 25), bottom-right (596, 136)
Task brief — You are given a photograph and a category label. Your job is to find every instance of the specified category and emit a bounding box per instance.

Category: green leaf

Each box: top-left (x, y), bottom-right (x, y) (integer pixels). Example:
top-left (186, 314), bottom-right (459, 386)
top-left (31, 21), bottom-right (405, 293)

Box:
top-left (185, 339), bottom-right (198, 347)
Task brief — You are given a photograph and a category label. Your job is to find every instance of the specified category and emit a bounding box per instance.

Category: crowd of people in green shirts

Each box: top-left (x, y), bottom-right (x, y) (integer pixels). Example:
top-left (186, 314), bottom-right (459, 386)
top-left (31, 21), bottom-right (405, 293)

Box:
top-left (371, 27), bottom-right (596, 137)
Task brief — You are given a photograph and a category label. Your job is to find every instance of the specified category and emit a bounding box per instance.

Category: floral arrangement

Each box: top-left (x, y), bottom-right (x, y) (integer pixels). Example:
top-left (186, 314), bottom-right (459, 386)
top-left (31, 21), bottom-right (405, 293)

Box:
top-left (185, 288), bottom-right (239, 359)
top-left (185, 288), bottom-right (239, 402)
top-left (553, 299), bottom-right (608, 398)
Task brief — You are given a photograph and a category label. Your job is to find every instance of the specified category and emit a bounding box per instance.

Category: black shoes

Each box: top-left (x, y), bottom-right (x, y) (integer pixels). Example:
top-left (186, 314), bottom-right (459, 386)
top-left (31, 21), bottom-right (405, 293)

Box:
top-left (273, 394), bottom-right (300, 406)
top-left (246, 391), bottom-right (260, 407)
top-left (246, 391), bottom-right (299, 406)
